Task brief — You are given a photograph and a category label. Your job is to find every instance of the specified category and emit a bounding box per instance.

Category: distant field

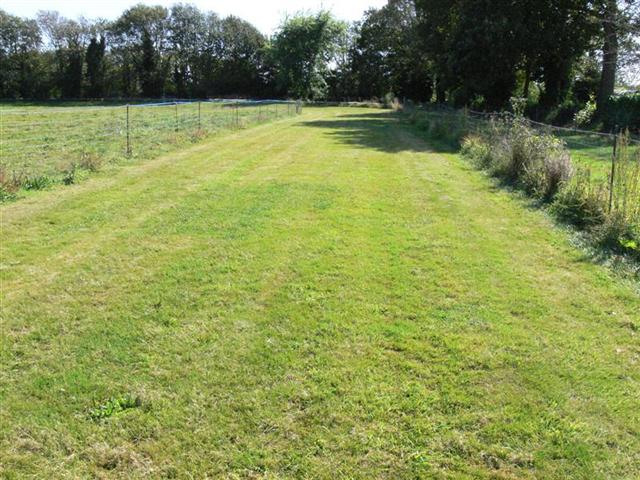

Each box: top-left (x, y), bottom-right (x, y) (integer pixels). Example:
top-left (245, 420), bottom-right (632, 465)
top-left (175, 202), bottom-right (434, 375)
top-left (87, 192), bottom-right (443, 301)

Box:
top-left (552, 130), bottom-right (639, 180)
top-left (0, 101), bottom-right (296, 183)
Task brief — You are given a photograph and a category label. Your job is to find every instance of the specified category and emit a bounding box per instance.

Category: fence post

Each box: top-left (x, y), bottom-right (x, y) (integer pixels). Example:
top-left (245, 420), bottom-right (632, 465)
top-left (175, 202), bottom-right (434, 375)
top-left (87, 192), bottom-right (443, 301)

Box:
top-left (175, 102), bottom-right (178, 132)
top-left (608, 127), bottom-right (618, 213)
top-left (198, 101), bottom-right (201, 131)
top-left (126, 104), bottom-right (131, 156)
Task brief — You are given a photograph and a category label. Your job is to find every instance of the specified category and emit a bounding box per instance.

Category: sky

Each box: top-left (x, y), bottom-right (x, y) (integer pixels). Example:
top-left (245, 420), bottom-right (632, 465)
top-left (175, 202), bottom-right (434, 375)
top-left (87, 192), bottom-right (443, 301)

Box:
top-left (1, 0), bottom-right (388, 34)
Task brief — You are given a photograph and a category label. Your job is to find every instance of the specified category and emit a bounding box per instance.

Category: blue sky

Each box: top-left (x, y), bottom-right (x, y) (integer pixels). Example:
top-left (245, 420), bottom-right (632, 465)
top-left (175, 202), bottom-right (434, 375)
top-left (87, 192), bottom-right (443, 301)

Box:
top-left (2, 0), bottom-right (388, 34)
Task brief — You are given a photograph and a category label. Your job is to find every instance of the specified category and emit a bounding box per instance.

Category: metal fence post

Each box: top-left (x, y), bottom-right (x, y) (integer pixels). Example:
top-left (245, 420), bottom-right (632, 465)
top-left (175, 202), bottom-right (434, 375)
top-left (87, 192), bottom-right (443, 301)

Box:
top-left (126, 104), bottom-right (131, 156)
top-left (608, 127), bottom-right (618, 213)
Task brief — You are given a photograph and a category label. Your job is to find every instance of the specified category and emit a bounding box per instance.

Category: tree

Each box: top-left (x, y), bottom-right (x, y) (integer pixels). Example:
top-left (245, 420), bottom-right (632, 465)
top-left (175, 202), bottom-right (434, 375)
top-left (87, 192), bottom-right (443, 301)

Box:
top-left (415, 0), bottom-right (597, 109)
top-left (271, 12), bottom-right (347, 99)
top-left (110, 4), bottom-right (169, 97)
top-left (37, 10), bottom-right (90, 98)
top-left (168, 3), bottom-right (206, 97)
top-left (351, 0), bottom-right (432, 101)
top-left (0, 10), bottom-right (46, 98)
top-left (595, 0), bottom-right (640, 114)
top-left (85, 36), bottom-right (105, 97)
top-left (214, 16), bottom-right (267, 97)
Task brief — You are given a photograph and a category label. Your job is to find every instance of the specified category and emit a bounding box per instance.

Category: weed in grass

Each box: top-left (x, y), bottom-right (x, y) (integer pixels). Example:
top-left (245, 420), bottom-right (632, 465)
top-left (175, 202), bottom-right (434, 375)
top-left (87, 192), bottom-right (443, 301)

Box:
top-left (0, 167), bottom-right (19, 201)
top-left (23, 175), bottom-right (52, 191)
top-left (88, 394), bottom-right (142, 421)
top-left (79, 153), bottom-right (103, 172)
top-left (62, 164), bottom-right (77, 185)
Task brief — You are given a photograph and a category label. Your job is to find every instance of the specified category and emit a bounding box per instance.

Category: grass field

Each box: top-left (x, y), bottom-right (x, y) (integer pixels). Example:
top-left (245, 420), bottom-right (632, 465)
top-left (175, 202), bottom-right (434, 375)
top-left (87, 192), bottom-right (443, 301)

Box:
top-left (0, 101), bottom-right (295, 184)
top-left (1, 107), bottom-right (639, 478)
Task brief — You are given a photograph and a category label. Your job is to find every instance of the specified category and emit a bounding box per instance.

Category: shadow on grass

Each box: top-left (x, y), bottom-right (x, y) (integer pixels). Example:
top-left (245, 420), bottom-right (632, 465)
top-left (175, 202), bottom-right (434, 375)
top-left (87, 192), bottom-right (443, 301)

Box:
top-left (299, 111), bottom-right (456, 154)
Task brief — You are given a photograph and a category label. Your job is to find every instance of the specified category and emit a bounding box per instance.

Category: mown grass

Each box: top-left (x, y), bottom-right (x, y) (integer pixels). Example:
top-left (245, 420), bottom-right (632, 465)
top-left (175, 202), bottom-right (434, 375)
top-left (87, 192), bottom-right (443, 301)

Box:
top-left (1, 107), bottom-right (639, 478)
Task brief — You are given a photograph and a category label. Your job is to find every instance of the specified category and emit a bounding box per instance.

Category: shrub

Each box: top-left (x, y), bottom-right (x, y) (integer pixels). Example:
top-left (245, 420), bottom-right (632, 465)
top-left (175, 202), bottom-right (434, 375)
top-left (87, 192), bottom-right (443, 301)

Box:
top-left (551, 169), bottom-right (607, 228)
top-left (574, 97), bottom-right (596, 127)
top-left (461, 136), bottom-right (492, 168)
top-left (602, 93), bottom-right (640, 134)
top-left (464, 118), bottom-right (573, 202)
top-left (594, 213), bottom-right (640, 259)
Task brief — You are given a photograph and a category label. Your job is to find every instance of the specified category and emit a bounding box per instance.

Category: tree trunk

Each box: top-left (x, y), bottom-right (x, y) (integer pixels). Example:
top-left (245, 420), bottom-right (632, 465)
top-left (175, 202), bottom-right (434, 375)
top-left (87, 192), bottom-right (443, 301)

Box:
top-left (523, 60), bottom-right (532, 99)
top-left (596, 0), bottom-right (619, 115)
top-left (435, 76), bottom-right (446, 104)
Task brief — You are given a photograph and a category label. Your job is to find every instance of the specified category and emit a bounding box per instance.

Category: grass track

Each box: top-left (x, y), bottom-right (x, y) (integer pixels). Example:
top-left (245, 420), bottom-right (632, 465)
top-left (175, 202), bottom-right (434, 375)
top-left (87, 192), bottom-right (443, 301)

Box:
top-left (1, 107), bottom-right (639, 479)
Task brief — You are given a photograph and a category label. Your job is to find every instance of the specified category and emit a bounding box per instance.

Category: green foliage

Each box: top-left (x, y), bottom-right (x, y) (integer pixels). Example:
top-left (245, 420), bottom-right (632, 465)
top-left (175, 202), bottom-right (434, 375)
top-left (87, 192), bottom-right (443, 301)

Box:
top-left (23, 174), bottom-right (51, 190)
top-left (270, 11), bottom-right (347, 99)
top-left (350, 0), bottom-right (432, 101)
top-left (602, 93), bottom-right (640, 133)
top-left (574, 97), bottom-right (597, 127)
top-left (61, 164), bottom-right (77, 185)
top-left (88, 394), bottom-right (142, 421)
top-left (551, 169), bottom-right (607, 228)
top-left (85, 36), bottom-right (106, 98)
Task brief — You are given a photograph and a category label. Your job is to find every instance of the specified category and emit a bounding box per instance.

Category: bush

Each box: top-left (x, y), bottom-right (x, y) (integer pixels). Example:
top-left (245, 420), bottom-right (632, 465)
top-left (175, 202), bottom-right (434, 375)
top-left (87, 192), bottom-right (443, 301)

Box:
top-left (464, 119), bottom-right (573, 201)
top-left (408, 106), bottom-right (639, 262)
top-left (574, 97), bottom-right (596, 127)
top-left (461, 136), bottom-right (492, 168)
top-left (551, 169), bottom-right (607, 228)
top-left (0, 167), bottom-right (20, 201)
top-left (594, 213), bottom-right (640, 259)
top-left (602, 93), bottom-right (640, 134)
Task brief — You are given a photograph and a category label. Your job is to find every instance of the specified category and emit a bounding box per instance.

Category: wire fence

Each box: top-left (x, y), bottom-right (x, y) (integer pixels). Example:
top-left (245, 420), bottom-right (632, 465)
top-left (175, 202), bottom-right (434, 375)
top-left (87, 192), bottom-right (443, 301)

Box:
top-left (0, 99), bottom-right (302, 185)
top-left (404, 104), bottom-right (639, 180)
top-left (401, 104), bottom-right (640, 234)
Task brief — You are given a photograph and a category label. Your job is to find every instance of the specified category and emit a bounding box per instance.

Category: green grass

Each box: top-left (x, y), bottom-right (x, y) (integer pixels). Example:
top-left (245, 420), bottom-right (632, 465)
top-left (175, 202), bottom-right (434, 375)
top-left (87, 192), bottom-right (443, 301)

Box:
top-left (555, 131), bottom-right (618, 179)
top-left (1, 101), bottom-right (294, 183)
top-left (1, 107), bottom-right (639, 479)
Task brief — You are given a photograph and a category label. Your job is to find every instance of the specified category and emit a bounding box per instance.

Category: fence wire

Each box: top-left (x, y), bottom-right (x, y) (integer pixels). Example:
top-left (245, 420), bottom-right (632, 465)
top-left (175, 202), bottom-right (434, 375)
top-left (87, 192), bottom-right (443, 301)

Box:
top-left (0, 99), bottom-right (302, 181)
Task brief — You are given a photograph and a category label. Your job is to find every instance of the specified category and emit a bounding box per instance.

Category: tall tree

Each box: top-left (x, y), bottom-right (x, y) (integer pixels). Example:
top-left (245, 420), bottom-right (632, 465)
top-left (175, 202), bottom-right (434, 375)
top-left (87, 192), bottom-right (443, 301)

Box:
top-left (168, 3), bottom-right (206, 97)
top-left (37, 11), bottom-right (89, 98)
top-left (351, 0), bottom-right (432, 101)
top-left (595, 1), bottom-right (639, 113)
top-left (0, 9), bottom-right (46, 98)
top-left (271, 11), bottom-right (347, 99)
top-left (214, 16), bottom-right (266, 97)
top-left (110, 4), bottom-right (169, 97)
top-left (85, 36), bottom-right (105, 97)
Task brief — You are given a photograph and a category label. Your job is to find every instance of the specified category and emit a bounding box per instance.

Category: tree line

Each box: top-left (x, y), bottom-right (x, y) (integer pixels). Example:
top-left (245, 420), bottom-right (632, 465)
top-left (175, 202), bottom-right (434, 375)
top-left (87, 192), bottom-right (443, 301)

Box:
top-left (1, 1), bottom-right (638, 118)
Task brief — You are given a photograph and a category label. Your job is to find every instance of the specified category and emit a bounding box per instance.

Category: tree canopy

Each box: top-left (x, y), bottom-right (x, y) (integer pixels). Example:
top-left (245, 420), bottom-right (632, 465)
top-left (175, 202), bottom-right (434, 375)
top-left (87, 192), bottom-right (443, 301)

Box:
top-left (1, 1), bottom-right (638, 122)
